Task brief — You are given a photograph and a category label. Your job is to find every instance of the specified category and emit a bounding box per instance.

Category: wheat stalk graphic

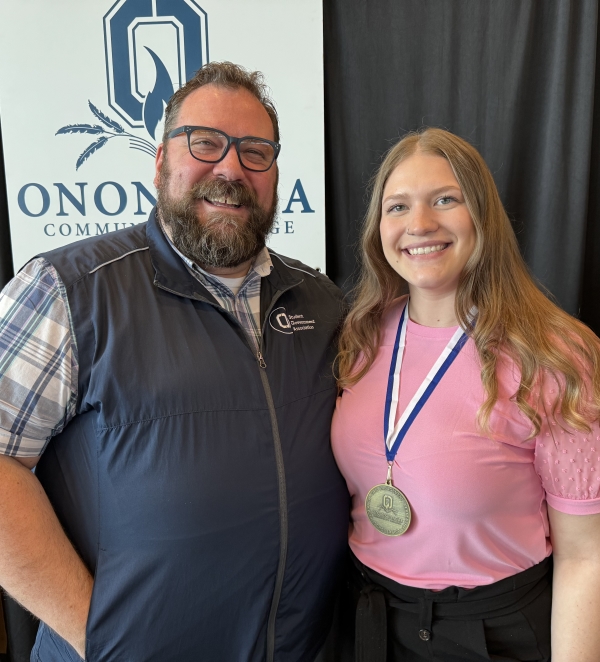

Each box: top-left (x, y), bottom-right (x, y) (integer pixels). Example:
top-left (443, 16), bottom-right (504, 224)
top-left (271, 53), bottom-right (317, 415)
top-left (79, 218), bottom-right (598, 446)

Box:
top-left (56, 101), bottom-right (157, 170)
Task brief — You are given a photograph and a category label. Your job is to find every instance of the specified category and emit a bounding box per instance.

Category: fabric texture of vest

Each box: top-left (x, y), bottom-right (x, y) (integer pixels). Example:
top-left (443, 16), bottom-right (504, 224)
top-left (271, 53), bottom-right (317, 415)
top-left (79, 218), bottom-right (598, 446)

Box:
top-left (31, 210), bottom-right (349, 662)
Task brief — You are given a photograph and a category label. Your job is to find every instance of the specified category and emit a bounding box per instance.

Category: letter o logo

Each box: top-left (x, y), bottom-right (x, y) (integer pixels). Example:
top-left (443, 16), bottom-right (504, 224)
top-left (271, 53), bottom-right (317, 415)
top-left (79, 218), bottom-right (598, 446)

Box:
top-left (269, 307), bottom-right (294, 335)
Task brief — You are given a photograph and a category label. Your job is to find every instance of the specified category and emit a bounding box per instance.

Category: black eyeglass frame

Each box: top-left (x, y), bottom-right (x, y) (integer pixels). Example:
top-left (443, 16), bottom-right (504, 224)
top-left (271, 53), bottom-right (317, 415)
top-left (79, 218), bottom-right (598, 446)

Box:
top-left (167, 125), bottom-right (281, 172)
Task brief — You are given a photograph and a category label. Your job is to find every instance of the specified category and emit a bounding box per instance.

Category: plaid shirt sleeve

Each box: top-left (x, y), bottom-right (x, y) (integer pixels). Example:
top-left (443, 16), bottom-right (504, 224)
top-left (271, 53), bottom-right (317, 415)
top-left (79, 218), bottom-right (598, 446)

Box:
top-left (0, 258), bottom-right (78, 457)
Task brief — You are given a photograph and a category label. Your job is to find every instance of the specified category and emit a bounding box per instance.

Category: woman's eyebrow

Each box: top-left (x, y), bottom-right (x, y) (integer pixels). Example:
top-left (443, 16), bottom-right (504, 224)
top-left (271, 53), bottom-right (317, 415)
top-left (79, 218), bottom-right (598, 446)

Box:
top-left (428, 185), bottom-right (462, 197)
top-left (382, 193), bottom-right (408, 204)
top-left (382, 185), bottom-right (461, 205)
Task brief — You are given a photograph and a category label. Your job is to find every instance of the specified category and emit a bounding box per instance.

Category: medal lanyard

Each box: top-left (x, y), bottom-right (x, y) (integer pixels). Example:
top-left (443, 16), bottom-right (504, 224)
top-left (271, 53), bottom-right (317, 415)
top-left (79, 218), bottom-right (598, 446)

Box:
top-left (383, 302), bottom-right (469, 462)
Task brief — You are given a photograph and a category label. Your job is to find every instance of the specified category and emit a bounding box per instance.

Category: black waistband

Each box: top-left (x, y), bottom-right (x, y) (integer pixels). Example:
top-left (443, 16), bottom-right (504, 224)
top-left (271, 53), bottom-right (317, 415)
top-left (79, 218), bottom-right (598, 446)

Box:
top-left (351, 553), bottom-right (553, 662)
top-left (352, 552), bottom-right (552, 618)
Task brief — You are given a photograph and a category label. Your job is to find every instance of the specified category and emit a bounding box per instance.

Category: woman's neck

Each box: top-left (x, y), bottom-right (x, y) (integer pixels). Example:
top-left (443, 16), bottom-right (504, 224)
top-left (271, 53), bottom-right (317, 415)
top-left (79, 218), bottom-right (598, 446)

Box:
top-left (407, 289), bottom-right (459, 327)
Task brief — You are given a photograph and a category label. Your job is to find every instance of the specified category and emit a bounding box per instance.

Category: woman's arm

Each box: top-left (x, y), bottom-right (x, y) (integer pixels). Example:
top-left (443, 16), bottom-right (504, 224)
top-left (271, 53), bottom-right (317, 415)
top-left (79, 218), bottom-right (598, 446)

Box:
top-left (548, 506), bottom-right (600, 662)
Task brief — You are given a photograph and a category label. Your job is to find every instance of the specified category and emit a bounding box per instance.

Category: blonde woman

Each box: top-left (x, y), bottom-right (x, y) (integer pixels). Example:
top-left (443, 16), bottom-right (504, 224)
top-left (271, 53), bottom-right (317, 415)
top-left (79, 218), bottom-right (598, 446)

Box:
top-left (332, 128), bottom-right (600, 662)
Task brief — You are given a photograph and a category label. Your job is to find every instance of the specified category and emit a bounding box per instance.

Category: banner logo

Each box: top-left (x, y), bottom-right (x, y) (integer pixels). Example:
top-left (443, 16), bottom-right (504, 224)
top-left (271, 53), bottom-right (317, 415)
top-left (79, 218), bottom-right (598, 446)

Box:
top-left (56, 0), bottom-right (209, 169)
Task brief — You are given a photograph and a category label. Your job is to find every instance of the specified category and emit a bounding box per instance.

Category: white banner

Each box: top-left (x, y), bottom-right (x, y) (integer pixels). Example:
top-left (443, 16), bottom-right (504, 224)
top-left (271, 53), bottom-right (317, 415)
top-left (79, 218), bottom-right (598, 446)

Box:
top-left (0, 0), bottom-right (325, 272)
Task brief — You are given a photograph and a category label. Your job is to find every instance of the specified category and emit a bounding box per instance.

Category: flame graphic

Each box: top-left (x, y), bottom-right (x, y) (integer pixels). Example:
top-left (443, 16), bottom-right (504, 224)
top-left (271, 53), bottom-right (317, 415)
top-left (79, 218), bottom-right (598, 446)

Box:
top-left (143, 47), bottom-right (174, 140)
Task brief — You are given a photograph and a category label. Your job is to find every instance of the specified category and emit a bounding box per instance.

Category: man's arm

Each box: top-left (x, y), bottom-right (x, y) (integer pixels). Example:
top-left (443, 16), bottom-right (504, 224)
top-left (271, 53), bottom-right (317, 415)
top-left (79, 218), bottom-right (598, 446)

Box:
top-left (0, 259), bottom-right (87, 655)
top-left (548, 506), bottom-right (600, 662)
top-left (0, 455), bottom-right (92, 659)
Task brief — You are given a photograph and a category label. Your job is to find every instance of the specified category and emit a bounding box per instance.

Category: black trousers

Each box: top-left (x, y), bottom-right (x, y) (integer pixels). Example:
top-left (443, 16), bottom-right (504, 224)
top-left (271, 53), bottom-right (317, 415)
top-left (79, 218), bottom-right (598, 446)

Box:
top-left (328, 552), bottom-right (552, 662)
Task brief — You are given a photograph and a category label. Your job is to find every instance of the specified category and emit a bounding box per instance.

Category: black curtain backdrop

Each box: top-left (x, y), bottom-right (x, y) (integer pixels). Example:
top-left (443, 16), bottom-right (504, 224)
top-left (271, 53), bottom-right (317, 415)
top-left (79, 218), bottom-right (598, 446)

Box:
top-left (0, 0), bottom-right (600, 657)
top-left (324, 0), bottom-right (600, 332)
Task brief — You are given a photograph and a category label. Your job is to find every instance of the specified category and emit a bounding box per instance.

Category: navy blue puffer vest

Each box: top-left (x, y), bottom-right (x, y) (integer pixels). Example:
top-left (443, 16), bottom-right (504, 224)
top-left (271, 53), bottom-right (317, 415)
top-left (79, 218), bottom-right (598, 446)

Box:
top-left (32, 211), bottom-right (349, 662)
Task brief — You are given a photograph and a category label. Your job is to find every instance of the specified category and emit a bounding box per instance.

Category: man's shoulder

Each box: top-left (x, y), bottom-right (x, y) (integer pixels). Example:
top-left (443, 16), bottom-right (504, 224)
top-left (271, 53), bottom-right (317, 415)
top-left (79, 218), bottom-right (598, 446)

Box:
top-left (268, 250), bottom-right (342, 300)
top-left (39, 222), bottom-right (149, 287)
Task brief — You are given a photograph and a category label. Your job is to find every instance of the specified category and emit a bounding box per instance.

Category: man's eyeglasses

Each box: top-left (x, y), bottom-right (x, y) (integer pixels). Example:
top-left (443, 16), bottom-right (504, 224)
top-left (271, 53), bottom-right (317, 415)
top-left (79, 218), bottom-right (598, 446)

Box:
top-left (167, 126), bottom-right (281, 172)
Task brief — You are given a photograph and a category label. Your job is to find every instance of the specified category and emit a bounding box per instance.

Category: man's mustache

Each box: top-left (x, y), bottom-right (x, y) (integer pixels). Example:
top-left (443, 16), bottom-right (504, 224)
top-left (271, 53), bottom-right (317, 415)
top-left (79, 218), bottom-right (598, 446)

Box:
top-left (189, 179), bottom-right (259, 209)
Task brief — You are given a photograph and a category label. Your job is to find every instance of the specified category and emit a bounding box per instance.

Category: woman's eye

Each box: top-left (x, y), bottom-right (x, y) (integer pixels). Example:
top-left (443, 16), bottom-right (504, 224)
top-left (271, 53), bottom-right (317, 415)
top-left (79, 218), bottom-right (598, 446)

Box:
top-left (437, 196), bottom-right (456, 206)
top-left (388, 204), bottom-right (407, 213)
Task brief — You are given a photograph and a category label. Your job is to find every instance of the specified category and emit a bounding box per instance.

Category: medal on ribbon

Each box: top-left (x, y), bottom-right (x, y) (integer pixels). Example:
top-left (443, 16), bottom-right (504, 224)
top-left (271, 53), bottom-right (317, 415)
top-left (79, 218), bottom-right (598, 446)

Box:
top-left (366, 302), bottom-right (469, 536)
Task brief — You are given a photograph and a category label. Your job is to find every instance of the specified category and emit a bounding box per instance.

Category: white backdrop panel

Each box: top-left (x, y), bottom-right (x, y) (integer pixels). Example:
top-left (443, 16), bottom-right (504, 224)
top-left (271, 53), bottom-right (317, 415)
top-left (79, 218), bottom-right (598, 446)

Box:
top-left (0, 0), bottom-right (325, 271)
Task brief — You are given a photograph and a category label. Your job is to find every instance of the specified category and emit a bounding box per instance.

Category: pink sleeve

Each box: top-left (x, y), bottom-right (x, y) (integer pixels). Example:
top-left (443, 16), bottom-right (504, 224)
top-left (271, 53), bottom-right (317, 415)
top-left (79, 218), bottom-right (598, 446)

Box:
top-left (534, 373), bottom-right (600, 514)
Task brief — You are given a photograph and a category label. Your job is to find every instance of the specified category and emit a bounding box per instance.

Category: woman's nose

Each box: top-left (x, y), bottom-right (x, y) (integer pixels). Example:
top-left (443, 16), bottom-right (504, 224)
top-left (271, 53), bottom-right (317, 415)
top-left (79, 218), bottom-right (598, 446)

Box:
top-left (406, 205), bottom-right (439, 235)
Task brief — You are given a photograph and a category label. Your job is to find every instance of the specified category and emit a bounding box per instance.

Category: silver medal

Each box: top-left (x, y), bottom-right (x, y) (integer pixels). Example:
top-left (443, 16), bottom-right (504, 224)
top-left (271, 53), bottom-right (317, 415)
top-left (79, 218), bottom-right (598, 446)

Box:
top-left (365, 464), bottom-right (411, 536)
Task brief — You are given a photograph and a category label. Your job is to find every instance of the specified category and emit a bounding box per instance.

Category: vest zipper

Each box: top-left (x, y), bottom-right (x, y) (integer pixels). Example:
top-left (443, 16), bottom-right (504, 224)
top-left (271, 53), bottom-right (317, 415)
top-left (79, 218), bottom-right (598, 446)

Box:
top-left (156, 280), bottom-right (301, 661)
top-left (259, 366), bottom-right (287, 662)
top-left (258, 288), bottom-right (298, 662)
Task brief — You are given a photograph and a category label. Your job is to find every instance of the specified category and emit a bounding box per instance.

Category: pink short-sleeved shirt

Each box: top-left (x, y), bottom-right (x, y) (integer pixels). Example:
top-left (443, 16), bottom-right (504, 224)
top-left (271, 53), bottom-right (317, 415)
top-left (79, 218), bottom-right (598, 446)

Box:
top-left (331, 297), bottom-right (600, 589)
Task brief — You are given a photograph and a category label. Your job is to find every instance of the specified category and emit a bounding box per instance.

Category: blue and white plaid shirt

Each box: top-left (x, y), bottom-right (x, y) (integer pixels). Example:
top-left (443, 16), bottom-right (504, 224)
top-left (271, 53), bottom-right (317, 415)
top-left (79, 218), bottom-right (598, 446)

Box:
top-left (167, 237), bottom-right (272, 353)
top-left (0, 242), bottom-right (272, 458)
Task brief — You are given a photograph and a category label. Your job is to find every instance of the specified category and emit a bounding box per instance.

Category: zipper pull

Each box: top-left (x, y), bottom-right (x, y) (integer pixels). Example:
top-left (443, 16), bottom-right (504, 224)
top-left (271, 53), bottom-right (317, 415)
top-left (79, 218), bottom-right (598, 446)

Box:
top-left (257, 351), bottom-right (267, 369)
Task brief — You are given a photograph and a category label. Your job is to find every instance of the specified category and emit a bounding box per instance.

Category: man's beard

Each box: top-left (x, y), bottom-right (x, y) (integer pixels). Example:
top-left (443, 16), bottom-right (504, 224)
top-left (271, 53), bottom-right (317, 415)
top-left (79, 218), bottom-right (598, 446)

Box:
top-left (157, 170), bottom-right (277, 270)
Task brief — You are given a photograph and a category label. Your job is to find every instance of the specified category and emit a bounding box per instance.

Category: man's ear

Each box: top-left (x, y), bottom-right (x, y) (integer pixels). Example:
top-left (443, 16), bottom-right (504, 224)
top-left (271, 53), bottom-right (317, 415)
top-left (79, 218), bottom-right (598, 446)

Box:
top-left (154, 143), bottom-right (165, 189)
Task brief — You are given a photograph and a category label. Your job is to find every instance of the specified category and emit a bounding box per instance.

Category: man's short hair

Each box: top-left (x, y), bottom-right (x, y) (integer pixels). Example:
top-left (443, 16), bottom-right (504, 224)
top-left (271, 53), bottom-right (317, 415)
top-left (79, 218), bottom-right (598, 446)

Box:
top-left (162, 61), bottom-right (280, 144)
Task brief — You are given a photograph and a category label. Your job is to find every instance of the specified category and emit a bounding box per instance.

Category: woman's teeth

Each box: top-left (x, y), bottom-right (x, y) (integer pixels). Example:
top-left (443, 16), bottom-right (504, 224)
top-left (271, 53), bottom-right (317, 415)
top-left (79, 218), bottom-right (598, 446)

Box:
top-left (406, 244), bottom-right (447, 255)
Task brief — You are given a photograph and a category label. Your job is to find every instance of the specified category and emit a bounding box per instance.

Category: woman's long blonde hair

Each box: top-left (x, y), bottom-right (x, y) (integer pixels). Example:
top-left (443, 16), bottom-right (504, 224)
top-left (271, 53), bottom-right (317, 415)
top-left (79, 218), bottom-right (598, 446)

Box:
top-left (337, 128), bottom-right (600, 435)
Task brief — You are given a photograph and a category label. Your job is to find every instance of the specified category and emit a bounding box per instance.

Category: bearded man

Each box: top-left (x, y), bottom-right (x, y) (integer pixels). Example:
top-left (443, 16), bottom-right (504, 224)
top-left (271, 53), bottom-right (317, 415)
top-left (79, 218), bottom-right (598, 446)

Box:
top-left (0, 62), bottom-right (348, 662)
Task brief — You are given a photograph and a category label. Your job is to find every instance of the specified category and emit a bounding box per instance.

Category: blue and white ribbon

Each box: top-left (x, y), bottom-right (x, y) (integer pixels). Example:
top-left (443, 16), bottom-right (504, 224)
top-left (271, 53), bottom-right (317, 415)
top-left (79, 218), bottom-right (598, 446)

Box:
top-left (383, 302), bottom-right (469, 461)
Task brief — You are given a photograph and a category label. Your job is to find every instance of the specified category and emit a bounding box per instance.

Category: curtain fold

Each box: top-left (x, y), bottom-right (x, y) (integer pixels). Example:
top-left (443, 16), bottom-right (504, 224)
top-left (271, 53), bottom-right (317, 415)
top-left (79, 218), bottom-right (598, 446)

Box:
top-left (0, 593), bottom-right (7, 656)
top-left (0, 120), bottom-right (13, 290)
